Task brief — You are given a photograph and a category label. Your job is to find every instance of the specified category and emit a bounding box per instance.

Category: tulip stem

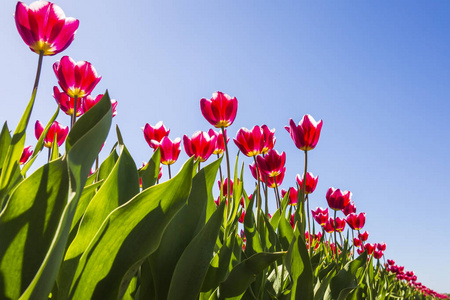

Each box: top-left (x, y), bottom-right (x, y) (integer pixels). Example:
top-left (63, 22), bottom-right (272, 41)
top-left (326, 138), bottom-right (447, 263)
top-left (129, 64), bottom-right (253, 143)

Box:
top-left (334, 210), bottom-right (338, 261)
top-left (198, 162), bottom-right (201, 173)
top-left (47, 147), bottom-right (51, 163)
top-left (32, 51), bottom-right (44, 96)
top-left (351, 230), bottom-right (355, 259)
top-left (253, 156), bottom-right (262, 229)
top-left (274, 181), bottom-right (281, 210)
top-left (263, 176), bottom-right (268, 216)
top-left (221, 127), bottom-right (231, 238)
top-left (71, 95), bottom-right (78, 129)
top-left (217, 154), bottom-right (223, 184)
top-left (168, 164), bottom-right (172, 179)
top-left (302, 150), bottom-right (312, 257)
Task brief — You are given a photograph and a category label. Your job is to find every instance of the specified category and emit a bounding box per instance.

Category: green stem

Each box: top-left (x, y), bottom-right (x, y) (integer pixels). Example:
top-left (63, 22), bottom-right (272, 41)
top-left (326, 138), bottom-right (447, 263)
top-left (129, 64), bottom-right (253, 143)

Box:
top-left (334, 210), bottom-right (338, 262)
top-left (351, 229), bottom-right (355, 259)
top-left (263, 176), bottom-right (268, 216)
top-left (217, 154), bottom-right (223, 184)
top-left (221, 127), bottom-right (231, 239)
top-left (253, 156), bottom-right (262, 230)
top-left (47, 147), bottom-right (51, 163)
top-left (168, 164), bottom-right (172, 179)
top-left (274, 180), bottom-right (281, 210)
top-left (71, 95), bottom-right (78, 129)
top-left (32, 51), bottom-right (44, 96)
top-left (302, 150), bottom-right (311, 255)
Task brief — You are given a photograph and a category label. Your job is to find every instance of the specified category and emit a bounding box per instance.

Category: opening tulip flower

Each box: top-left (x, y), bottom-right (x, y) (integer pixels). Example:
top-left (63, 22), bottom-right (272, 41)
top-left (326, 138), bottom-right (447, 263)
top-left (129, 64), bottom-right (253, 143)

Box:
top-left (208, 129), bottom-right (228, 155)
top-left (150, 136), bottom-right (181, 165)
top-left (20, 146), bottom-right (33, 165)
top-left (200, 91), bottom-right (237, 128)
top-left (261, 125), bottom-right (276, 155)
top-left (53, 86), bottom-right (83, 116)
top-left (256, 149), bottom-right (286, 178)
top-left (249, 162), bottom-right (285, 188)
top-left (281, 187), bottom-right (298, 206)
top-left (346, 212), bottom-right (366, 230)
top-left (35, 120), bottom-right (68, 148)
top-left (234, 125), bottom-right (266, 157)
top-left (296, 172), bottom-right (319, 195)
top-left (358, 230), bottom-right (369, 242)
top-left (285, 114), bottom-right (323, 151)
top-left (53, 56), bottom-right (101, 98)
top-left (326, 187), bottom-right (352, 211)
top-left (183, 131), bottom-right (217, 162)
top-left (311, 207), bottom-right (329, 226)
top-left (83, 94), bottom-right (117, 117)
top-left (15, 1), bottom-right (79, 56)
top-left (143, 121), bottom-right (170, 150)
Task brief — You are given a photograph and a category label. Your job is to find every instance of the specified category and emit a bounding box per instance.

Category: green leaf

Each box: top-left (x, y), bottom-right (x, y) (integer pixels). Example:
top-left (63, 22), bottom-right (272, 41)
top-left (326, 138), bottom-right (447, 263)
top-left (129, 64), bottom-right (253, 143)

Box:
top-left (244, 195), bottom-right (263, 257)
top-left (278, 213), bottom-right (294, 251)
top-left (68, 158), bottom-right (194, 299)
top-left (0, 122), bottom-right (11, 173)
top-left (218, 252), bottom-right (286, 299)
top-left (148, 157), bottom-right (222, 299)
top-left (18, 91), bottom-right (112, 300)
top-left (139, 148), bottom-right (161, 189)
top-left (285, 226), bottom-right (314, 300)
top-left (167, 202), bottom-right (225, 299)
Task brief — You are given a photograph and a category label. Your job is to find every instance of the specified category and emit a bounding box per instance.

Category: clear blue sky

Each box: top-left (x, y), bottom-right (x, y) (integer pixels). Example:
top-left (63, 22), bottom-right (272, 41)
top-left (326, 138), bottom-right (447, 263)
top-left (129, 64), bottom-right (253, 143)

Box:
top-left (1, 0), bottom-right (449, 293)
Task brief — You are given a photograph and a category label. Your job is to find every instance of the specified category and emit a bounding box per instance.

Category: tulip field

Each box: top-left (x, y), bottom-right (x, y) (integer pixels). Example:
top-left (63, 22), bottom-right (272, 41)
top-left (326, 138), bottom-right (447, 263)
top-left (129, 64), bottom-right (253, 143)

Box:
top-left (1, 1), bottom-right (448, 300)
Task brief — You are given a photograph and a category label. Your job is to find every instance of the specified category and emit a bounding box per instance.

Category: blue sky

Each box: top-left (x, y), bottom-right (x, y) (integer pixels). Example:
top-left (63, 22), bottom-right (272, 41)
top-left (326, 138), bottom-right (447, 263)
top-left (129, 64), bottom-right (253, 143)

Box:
top-left (1, 0), bottom-right (449, 293)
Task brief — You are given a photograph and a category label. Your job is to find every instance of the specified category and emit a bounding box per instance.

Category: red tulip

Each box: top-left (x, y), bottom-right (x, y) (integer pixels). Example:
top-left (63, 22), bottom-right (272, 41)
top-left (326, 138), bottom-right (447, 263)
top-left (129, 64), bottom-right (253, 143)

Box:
top-left (256, 149), bottom-right (286, 177)
top-left (326, 187), bottom-right (352, 211)
top-left (143, 121), bottom-right (170, 150)
top-left (83, 94), bottom-right (117, 117)
top-left (296, 172), bottom-right (318, 194)
top-left (200, 91), bottom-right (237, 128)
top-left (357, 248), bottom-right (364, 255)
top-left (376, 242), bottom-right (386, 251)
top-left (15, 1), bottom-right (79, 56)
top-left (53, 56), bottom-right (101, 98)
top-left (208, 129), bottom-right (228, 155)
top-left (342, 201), bottom-right (356, 216)
top-left (334, 217), bottom-right (346, 232)
top-left (387, 259), bottom-right (395, 266)
top-left (289, 213), bottom-right (295, 229)
top-left (234, 126), bottom-right (265, 157)
top-left (20, 146), bottom-right (33, 165)
top-left (281, 187), bottom-right (298, 206)
top-left (35, 120), bottom-right (68, 148)
top-left (150, 136), bottom-right (181, 165)
top-left (323, 218), bottom-right (335, 233)
top-left (312, 207), bottom-right (329, 226)
top-left (364, 243), bottom-right (375, 255)
top-left (218, 178), bottom-right (235, 197)
top-left (239, 210), bottom-right (245, 223)
top-left (353, 237), bottom-right (362, 247)
top-left (183, 131), bottom-right (217, 162)
top-left (285, 114), bottom-right (323, 151)
top-left (250, 162), bottom-right (285, 188)
top-left (261, 125), bottom-right (276, 155)
top-left (346, 212), bottom-right (366, 230)
top-left (53, 86), bottom-right (83, 116)
top-left (358, 231), bottom-right (369, 242)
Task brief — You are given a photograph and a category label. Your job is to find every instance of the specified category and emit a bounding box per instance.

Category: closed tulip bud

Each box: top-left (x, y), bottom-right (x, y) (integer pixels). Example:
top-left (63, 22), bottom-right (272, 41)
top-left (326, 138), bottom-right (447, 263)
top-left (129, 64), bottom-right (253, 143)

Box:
top-left (208, 129), bottom-right (228, 155)
top-left (53, 86), bottom-right (83, 116)
top-left (35, 120), bottom-right (68, 148)
top-left (200, 91), bottom-right (237, 128)
top-left (342, 201), bottom-right (356, 216)
top-left (285, 114), bottom-right (323, 151)
top-left (256, 149), bottom-right (286, 177)
top-left (234, 125), bottom-right (265, 157)
top-left (143, 121), bottom-right (170, 150)
top-left (20, 146), bottom-right (33, 165)
top-left (53, 56), bottom-right (101, 98)
top-left (150, 136), bottom-right (181, 165)
top-left (281, 187), bottom-right (298, 206)
top-left (346, 212), bottom-right (366, 230)
top-left (183, 131), bottom-right (217, 162)
top-left (15, 1), bottom-right (79, 56)
top-left (296, 172), bottom-right (319, 195)
top-left (326, 187), bottom-right (352, 211)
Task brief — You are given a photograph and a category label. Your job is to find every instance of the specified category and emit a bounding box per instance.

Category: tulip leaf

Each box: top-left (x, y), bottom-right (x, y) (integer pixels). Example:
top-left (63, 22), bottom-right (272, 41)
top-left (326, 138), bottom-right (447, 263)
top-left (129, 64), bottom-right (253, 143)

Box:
top-left (167, 202), bottom-right (225, 299)
top-left (244, 195), bottom-right (263, 257)
top-left (218, 252), bottom-right (286, 299)
top-left (68, 158), bottom-right (194, 299)
top-left (278, 212), bottom-right (294, 251)
top-left (18, 91), bottom-right (112, 300)
top-left (148, 157), bottom-right (222, 299)
top-left (0, 122), bottom-right (11, 173)
top-left (0, 89), bottom-right (37, 206)
top-left (139, 147), bottom-right (161, 189)
top-left (285, 225), bottom-right (314, 300)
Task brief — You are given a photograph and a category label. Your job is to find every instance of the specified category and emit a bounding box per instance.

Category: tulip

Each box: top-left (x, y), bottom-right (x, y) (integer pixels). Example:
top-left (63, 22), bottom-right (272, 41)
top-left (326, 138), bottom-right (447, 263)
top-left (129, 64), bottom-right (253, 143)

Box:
top-left (234, 126), bottom-right (265, 157)
top-left (311, 207), bottom-right (329, 226)
top-left (387, 259), bottom-right (395, 266)
top-left (358, 231), bottom-right (369, 242)
top-left (364, 243), bottom-right (375, 255)
top-left (20, 146), bottom-right (33, 165)
top-left (357, 248), bottom-right (364, 255)
top-left (289, 213), bottom-right (295, 229)
top-left (261, 125), bottom-right (276, 154)
top-left (83, 94), bottom-right (117, 117)
top-left (256, 149), bottom-right (286, 178)
top-left (239, 210), bottom-right (245, 223)
top-left (285, 114), bottom-right (323, 151)
top-left (208, 129), bottom-right (228, 155)
top-left (15, 1), bottom-right (79, 56)
top-left (35, 120), bottom-right (68, 148)
top-left (296, 172), bottom-right (318, 194)
top-left (53, 86), bottom-right (83, 117)
top-left (200, 91), bottom-right (238, 128)
top-left (346, 212), bottom-right (366, 230)
top-left (353, 237), bottom-right (362, 247)
top-left (249, 162), bottom-right (285, 188)
top-left (53, 56), bottom-right (101, 99)
top-left (150, 136), bottom-right (181, 166)
top-left (143, 121), bottom-right (170, 150)
top-left (218, 178), bottom-right (235, 197)
top-left (323, 218), bottom-right (335, 233)
top-left (183, 131), bottom-right (216, 162)
top-left (326, 187), bottom-right (352, 211)
top-left (334, 217), bottom-right (346, 232)
top-left (376, 242), bottom-right (386, 251)
top-left (342, 201), bottom-right (356, 216)
top-left (374, 250), bottom-right (383, 259)
top-left (281, 187), bottom-right (298, 206)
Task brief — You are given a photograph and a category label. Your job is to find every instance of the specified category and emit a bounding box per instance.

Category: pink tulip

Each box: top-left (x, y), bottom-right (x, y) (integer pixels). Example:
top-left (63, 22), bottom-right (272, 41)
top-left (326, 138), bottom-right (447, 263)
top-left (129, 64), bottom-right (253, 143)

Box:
top-left (183, 131), bottom-right (217, 162)
top-left (358, 231), bottom-right (369, 242)
top-left (15, 1), bottom-right (79, 56)
top-left (256, 149), bottom-right (286, 177)
top-left (150, 136), bottom-right (181, 165)
top-left (200, 91), bottom-right (238, 128)
top-left (53, 86), bottom-right (83, 116)
top-left (83, 94), bottom-right (117, 117)
top-left (281, 187), bottom-right (298, 206)
top-left (261, 125), bottom-right (276, 155)
top-left (35, 120), bottom-right (68, 148)
top-left (285, 114), bottom-right (323, 151)
top-left (342, 201), bottom-right (356, 216)
top-left (326, 187), bottom-right (352, 211)
top-left (20, 146), bottom-right (33, 165)
top-left (296, 172), bottom-right (319, 195)
top-left (53, 56), bottom-right (101, 98)
top-left (208, 129), bottom-right (228, 155)
top-left (143, 121), bottom-right (170, 150)
top-left (234, 125), bottom-right (265, 157)
top-left (346, 212), bottom-right (366, 230)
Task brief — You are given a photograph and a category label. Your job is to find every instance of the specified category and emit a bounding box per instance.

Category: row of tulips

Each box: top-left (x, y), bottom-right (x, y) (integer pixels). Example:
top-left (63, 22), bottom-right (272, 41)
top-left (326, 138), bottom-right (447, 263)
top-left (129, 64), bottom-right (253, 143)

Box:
top-left (1, 1), bottom-right (447, 299)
